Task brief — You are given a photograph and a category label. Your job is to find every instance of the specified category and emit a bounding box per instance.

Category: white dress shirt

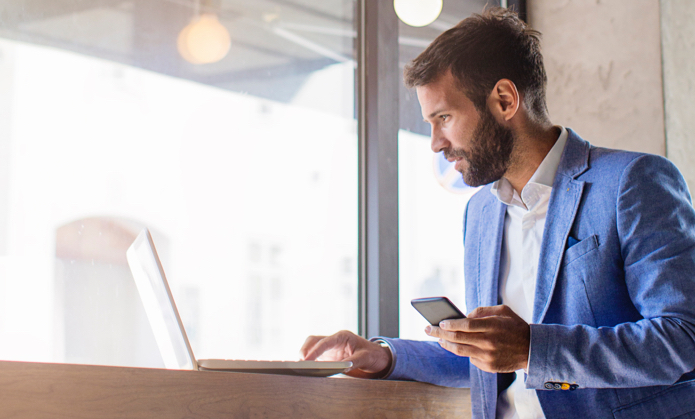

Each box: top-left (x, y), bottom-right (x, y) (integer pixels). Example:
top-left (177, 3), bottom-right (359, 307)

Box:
top-left (492, 127), bottom-right (569, 419)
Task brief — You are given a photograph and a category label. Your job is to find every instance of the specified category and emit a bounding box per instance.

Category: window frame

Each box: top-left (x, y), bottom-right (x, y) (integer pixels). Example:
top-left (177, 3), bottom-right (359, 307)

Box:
top-left (356, 0), bottom-right (400, 339)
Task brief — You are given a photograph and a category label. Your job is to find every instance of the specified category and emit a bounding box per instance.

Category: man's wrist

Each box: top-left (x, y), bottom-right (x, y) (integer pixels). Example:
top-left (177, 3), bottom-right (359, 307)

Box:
top-left (524, 324), bottom-right (533, 374)
top-left (369, 338), bottom-right (396, 379)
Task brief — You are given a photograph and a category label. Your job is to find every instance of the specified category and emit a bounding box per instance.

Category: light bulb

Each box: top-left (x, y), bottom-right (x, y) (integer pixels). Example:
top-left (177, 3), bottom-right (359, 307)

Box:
top-left (177, 13), bottom-right (231, 65)
top-left (394, 0), bottom-right (443, 27)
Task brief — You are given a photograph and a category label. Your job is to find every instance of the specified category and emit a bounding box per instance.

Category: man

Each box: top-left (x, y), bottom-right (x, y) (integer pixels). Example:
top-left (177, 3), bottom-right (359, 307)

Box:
top-left (300, 7), bottom-right (695, 419)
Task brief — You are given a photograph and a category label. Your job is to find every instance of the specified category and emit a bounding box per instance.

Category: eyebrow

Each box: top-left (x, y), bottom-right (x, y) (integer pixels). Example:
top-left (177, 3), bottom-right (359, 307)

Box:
top-left (427, 109), bottom-right (447, 119)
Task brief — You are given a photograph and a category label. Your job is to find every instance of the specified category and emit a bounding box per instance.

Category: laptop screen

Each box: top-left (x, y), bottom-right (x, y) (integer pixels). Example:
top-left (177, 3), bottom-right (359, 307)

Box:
top-left (127, 229), bottom-right (196, 370)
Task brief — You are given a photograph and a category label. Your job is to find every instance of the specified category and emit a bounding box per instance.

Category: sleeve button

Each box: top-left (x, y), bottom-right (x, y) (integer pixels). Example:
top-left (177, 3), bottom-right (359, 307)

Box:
top-left (561, 383), bottom-right (570, 390)
top-left (544, 382), bottom-right (554, 389)
top-left (553, 383), bottom-right (562, 390)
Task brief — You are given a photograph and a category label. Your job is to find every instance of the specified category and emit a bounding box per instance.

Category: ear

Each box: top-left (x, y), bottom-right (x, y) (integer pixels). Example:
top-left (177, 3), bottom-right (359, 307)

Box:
top-left (488, 79), bottom-right (519, 122)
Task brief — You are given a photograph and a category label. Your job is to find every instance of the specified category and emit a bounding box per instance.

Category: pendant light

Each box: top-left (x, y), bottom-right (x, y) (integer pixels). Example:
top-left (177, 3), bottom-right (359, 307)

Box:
top-left (177, 0), bottom-right (231, 65)
top-left (394, 0), bottom-right (443, 27)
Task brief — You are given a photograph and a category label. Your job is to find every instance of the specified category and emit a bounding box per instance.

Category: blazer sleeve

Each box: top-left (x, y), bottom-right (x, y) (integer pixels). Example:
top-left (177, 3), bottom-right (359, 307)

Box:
top-left (526, 154), bottom-right (695, 389)
top-left (377, 337), bottom-right (471, 388)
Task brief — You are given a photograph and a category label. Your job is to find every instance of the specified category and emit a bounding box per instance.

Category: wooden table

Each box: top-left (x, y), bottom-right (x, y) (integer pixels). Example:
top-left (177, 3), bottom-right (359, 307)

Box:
top-left (0, 361), bottom-right (471, 418)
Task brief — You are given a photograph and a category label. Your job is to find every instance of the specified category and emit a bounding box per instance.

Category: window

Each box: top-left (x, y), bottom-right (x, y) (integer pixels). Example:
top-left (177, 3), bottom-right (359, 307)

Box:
top-left (0, 0), bottom-right (357, 365)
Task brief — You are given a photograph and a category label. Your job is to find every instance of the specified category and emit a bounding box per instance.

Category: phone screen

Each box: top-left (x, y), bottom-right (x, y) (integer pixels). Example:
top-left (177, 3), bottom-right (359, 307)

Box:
top-left (411, 297), bottom-right (466, 326)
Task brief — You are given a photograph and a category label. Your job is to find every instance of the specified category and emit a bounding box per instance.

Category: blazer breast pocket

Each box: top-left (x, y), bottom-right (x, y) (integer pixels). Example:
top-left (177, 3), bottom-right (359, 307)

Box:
top-left (562, 234), bottom-right (599, 266)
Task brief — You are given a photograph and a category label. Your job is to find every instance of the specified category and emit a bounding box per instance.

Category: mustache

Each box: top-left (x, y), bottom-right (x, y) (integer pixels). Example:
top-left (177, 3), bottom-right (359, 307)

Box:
top-left (444, 148), bottom-right (469, 161)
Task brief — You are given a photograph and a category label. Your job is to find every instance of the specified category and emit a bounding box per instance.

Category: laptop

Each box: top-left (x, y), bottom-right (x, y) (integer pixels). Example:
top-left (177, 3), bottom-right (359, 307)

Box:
top-left (126, 228), bottom-right (352, 377)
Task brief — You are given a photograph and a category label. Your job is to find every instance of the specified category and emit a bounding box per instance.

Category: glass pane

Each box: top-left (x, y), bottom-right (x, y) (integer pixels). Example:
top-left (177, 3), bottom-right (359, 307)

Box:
top-left (0, 0), bottom-right (357, 366)
top-left (398, 0), bottom-right (495, 340)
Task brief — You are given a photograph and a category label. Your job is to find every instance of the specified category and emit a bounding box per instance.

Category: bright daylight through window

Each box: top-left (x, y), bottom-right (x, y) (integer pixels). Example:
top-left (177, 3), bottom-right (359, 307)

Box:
top-left (0, 0), bottom-right (357, 366)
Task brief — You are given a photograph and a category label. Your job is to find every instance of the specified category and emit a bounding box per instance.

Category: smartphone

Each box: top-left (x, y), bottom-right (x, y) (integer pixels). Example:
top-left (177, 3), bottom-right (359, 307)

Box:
top-left (411, 297), bottom-right (466, 326)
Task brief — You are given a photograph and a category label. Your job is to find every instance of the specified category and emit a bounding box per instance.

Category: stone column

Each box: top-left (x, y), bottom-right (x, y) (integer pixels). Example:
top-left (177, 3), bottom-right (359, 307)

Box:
top-left (660, 0), bottom-right (695, 194)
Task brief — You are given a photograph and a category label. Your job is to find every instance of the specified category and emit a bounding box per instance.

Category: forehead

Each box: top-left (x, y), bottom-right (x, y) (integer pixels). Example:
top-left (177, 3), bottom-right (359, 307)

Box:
top-left (415, 71), bottom-right (475, 118)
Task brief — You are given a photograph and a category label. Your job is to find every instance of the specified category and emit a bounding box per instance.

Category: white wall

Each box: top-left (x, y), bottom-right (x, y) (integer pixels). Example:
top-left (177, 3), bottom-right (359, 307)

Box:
top-left (661, 0), bottom-right (695, 193)
top-left (529, 0), bottom-right (665, 155)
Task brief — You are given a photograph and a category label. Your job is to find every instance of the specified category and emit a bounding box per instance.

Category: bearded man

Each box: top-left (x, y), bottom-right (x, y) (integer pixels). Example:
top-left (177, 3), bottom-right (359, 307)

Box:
top-left (300, 7), bottom-right (695, 419)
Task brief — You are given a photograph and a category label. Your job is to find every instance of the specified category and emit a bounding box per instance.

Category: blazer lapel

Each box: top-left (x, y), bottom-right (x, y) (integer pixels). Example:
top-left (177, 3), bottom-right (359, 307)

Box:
top-left (478, 199), bottom-right (507, 308)
top-left (532, 130), bottom-right (590, 324)
top-left (474, 197), bottom-right (506, 419)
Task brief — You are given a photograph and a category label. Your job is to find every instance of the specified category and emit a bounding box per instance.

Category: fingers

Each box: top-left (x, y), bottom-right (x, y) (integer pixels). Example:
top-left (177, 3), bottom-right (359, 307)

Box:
top-left (429, 305), bottom-right (517, 334)
top-left (437, 338), bottom-right (485, 359)
top-left (467, 304), bottom-right (514, 319)
top-left (301, 333), bottom-right (344, 361)
top-left (300, 330), bottom-right (363, 362)
top-left (433, 326), bottom-right (528, 373)
top-left (424, 316), bottom-right (495, 335)
top-left (439, 317), bottom-right (496, 332)
top-left (425, 305), bottom-right (531, 373)
top-left (426, 324), bottom-right (489, 347)
top-left (299, 335), bottom-right (325, 360)
top-left (343, 344), bottom-right (393, 376)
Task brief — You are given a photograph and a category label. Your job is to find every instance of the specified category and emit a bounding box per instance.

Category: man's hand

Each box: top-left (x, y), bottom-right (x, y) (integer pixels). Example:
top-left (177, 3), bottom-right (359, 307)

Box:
top-left (426, 305), bottom-right (530, 373)
top-left (299, 330), bottom-right (392, 378)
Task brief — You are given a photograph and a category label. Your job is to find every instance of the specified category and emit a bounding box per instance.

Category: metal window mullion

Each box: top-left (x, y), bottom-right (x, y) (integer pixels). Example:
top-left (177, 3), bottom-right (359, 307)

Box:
top-left (506, 0), bottom-right (527, 22)
top-left (357, 0), bottom-right (399, 339)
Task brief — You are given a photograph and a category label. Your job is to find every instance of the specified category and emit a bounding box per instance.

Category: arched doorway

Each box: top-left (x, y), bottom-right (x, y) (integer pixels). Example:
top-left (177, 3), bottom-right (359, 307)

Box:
top-left (54, 217), bottom-right (164, 368)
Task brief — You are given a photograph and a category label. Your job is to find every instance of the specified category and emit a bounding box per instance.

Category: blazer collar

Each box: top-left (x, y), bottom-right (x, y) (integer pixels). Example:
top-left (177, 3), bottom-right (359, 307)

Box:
top-left (554, 128), bottom-right (590, 182)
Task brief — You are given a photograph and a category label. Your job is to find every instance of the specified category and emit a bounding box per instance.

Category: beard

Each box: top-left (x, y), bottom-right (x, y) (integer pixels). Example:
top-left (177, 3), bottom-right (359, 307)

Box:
top-left (445, 107), bottom-right (515, 187)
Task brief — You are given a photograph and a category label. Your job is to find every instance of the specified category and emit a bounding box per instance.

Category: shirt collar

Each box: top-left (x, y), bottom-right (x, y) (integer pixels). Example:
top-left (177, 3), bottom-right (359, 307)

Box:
top-left (491, 126), bottom-right (568, 207)
top-left (527, 126), bottom-right (568, 188)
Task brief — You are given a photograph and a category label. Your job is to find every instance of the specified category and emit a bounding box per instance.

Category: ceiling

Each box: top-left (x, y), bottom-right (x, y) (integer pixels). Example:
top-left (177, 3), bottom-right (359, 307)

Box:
top-left (0, 0), bottom-right (492, 131)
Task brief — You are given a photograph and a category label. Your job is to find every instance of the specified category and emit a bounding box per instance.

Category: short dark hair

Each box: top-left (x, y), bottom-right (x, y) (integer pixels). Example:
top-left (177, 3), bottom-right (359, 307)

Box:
top-left (404, 7), bottom-right (548, 120)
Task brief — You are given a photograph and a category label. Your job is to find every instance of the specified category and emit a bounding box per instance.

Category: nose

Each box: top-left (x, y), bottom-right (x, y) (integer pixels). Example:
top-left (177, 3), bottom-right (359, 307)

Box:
top-left (430, 125), bottom-right (449, 153)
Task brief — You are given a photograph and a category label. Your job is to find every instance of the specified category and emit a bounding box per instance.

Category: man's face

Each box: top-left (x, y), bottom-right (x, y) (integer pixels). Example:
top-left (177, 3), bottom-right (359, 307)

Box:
top-left (417, 71), bottom-right (515, 187)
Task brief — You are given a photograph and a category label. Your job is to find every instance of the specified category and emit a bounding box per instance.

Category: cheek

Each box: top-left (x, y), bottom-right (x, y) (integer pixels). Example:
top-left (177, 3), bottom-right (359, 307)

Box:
top-left (449, 123), bottom-right (473, 148)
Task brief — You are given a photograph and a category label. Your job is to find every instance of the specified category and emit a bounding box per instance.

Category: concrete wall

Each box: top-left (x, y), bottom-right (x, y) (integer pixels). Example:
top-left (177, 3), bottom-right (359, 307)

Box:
top-left (660, 0), bottom-right (695, 193)
top-left (528, 0), bottom-right (665, 155)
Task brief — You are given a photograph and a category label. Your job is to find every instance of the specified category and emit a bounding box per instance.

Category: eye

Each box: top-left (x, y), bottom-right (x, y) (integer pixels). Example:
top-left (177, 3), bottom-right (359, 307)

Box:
top-left (440, 114), bottom-right (450, 122)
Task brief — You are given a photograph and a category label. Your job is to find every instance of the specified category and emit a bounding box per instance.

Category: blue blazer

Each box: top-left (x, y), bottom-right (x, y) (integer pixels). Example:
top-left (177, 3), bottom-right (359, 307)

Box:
top-left (382, 130), bottom-right (695, 418)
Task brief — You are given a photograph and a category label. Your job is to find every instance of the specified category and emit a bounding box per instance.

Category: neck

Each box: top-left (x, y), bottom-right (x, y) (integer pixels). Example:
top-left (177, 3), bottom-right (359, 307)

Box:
top-left (504, 122), bottom-right (560, 194)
